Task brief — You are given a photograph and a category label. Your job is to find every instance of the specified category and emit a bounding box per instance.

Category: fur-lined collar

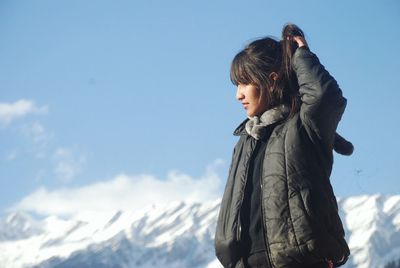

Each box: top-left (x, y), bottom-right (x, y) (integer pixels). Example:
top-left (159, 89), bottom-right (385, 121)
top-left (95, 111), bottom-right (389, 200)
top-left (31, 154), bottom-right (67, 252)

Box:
top-left (233, 104), bottom-right (289, 138)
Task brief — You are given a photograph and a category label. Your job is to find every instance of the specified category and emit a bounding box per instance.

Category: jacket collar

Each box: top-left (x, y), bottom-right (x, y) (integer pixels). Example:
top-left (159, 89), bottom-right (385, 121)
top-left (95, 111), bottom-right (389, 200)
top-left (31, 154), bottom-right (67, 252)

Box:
top-left (233, 104), bottom-right (290, 136)
top-left (233, 119), bottom-right (249, 136)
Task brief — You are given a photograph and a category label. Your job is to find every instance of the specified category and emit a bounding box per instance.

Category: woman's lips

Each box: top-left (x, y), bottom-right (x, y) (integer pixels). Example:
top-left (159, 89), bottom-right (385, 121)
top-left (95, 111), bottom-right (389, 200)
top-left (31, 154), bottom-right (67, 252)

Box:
top-left (242, 102), bottom-right (249, 109)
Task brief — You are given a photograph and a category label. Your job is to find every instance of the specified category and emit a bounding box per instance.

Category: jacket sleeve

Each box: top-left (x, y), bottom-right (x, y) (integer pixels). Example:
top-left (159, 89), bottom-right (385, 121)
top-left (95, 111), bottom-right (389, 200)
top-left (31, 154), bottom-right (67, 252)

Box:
top-left (293, 47), bottom-right (347, 148)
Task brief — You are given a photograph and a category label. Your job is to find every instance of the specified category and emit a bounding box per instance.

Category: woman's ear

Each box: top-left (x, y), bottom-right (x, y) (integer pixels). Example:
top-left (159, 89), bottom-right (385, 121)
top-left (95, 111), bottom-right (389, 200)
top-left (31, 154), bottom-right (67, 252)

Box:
top-left (269, 72), bottom-right (279, 81)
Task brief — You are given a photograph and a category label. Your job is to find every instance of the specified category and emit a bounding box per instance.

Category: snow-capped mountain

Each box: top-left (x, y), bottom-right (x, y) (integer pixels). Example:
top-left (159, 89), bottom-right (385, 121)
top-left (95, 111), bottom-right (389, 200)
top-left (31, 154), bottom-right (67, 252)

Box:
top-left (0, 212), bottom-right (43, 241)
top-left (0, 200), bottom-right (221, 268)
top-left (0, 195), bottom-right (399, 268)
top-left (340, 195), bottom-right (400, 268)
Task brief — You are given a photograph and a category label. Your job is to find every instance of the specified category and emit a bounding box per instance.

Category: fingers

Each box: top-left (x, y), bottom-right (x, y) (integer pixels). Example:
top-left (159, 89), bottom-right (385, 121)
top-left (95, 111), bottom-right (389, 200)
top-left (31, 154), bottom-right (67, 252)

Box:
top-left (292, 36), bottom-right (308, 48)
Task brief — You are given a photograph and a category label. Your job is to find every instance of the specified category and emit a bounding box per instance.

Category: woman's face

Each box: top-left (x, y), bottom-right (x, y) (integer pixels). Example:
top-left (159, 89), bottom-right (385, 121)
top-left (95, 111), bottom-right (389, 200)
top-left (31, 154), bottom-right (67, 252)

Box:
top-left (236, 83), bottom-right (267, 117)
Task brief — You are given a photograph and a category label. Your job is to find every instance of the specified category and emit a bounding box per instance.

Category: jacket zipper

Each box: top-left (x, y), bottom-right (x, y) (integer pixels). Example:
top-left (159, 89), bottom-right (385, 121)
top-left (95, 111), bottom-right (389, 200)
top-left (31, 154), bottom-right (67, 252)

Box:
top-left (260, 147), bottom-right (274, 268)
top-left (236, 138), bottom-right (257, 243)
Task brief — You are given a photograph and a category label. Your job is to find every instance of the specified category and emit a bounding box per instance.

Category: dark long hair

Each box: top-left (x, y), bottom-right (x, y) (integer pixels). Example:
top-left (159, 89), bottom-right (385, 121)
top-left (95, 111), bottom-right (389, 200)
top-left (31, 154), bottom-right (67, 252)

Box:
top-left (230, 24), bottom-right (355, 156)
top-left (230, 23), bottom-right (304, 118)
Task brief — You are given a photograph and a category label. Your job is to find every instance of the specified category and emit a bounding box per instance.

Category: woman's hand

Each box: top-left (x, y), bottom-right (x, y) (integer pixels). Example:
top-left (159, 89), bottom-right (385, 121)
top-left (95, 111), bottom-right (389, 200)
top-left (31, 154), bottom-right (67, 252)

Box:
top-left (292, 36), bottom-right (308, 49)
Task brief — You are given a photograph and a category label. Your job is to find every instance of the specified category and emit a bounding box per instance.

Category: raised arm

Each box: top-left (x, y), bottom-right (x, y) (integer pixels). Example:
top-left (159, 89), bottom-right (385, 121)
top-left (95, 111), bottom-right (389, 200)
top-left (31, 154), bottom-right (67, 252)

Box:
top-left (292, 39), bottom-right (347, 148)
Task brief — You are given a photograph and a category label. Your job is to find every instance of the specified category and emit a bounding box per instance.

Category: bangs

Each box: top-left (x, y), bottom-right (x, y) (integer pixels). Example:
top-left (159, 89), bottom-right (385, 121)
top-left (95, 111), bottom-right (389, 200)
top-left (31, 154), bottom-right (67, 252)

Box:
top-left (230, 51), bottom-right (256, 86)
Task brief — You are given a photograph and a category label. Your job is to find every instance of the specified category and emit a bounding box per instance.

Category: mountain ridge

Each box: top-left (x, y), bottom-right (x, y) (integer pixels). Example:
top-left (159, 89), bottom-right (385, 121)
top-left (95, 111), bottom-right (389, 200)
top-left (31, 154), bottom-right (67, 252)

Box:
top-left (1, 195), bottom-right (399, 268)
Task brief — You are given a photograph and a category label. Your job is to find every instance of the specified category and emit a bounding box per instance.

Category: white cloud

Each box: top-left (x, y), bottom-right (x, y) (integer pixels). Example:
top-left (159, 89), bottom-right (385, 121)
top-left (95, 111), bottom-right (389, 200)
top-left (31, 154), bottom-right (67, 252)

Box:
top-left (0, 100), bottom-right (50, 161)
top-left (11, 160), bottom-right (225, 217)
top-left (0, 99), bottom-right (48, 125)
top-left (53, 147), bottom-right (87, 182)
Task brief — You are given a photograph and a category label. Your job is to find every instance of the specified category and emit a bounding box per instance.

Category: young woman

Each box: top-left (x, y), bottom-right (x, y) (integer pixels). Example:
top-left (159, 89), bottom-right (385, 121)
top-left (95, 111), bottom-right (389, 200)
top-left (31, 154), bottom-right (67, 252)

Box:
top-left (215, 24), bottom-right (352, 268)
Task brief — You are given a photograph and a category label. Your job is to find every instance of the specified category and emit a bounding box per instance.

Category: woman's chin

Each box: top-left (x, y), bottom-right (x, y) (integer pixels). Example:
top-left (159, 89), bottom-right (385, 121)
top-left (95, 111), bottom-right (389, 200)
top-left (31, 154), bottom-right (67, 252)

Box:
top-left (246, 111), bottom-right (255, 117)
top-left (247, 110), bottom-right (262, 117)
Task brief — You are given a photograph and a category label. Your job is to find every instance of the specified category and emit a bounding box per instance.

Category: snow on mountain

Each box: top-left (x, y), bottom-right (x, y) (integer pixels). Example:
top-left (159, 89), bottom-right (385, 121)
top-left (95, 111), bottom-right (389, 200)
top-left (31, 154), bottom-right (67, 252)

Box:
top-left (0, 195), bottom-right (399, 268)
top-left (0, 200), bottom-right (221, 268)
top-left (0, 211), bottom-right (43, 241)
top-left (340, 195), bottom-right (400, 268)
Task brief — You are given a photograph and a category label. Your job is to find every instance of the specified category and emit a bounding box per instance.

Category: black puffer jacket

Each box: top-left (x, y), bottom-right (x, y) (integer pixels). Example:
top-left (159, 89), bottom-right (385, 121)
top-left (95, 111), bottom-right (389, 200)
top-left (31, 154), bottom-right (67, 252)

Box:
top-left (215, 47), bottom-right (350, 268)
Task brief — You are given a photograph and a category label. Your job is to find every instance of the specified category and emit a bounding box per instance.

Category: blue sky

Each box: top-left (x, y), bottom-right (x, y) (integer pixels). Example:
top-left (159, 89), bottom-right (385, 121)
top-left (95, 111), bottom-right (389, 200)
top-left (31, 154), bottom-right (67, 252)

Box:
top-left (1, 0), bottom-right (399, 216)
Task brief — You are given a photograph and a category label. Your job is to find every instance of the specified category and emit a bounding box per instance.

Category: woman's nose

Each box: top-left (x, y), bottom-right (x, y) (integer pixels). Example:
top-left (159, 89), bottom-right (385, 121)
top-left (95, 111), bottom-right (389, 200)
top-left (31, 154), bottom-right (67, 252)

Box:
top-left (236, 86), bottom-right (244, 100)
